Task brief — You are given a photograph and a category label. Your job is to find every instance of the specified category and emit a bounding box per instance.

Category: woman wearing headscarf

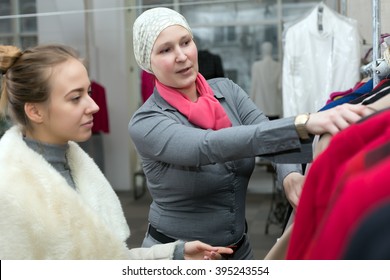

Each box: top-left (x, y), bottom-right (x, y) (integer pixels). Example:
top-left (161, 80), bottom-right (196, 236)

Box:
top-left (129, 7), bottom-right (372, 259)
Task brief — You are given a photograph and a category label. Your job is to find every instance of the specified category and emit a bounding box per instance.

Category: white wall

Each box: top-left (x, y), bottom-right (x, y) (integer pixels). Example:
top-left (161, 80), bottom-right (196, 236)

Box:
top-left (37, 0), bottom-right (140, 191)
top-left (346, 0), bottom-right (390, 45)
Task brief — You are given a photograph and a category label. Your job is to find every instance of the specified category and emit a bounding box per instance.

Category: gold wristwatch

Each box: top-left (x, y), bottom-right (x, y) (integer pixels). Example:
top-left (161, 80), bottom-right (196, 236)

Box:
top-left (294, 113), bottom-right (310, 140)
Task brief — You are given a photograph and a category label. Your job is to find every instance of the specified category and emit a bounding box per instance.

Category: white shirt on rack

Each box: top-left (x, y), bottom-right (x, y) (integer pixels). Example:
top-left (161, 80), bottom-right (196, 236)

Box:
top-left (282, 3), bottom-right (361, 117)
top-left (250, 55), bottom-right (282, 116)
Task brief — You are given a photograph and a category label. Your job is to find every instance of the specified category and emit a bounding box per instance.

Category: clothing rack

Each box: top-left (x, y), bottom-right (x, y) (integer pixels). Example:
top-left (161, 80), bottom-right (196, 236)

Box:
top-left (340, 0), bottom-right (346, 15)
top-left (372, 0), bottom-right (381, 87)
top-left (358, 0), bottom-right (381, 86)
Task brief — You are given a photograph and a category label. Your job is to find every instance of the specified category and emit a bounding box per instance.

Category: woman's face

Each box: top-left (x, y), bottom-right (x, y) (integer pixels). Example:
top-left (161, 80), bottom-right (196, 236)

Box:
top-left (34, 58), bottom-right (99, 145)
top-left (150, 25), bottom-right (198, 92)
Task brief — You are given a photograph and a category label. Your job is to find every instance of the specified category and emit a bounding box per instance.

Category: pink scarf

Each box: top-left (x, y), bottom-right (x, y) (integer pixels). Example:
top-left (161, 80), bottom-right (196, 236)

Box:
top-left (156, 74), bottom-right (232, 130)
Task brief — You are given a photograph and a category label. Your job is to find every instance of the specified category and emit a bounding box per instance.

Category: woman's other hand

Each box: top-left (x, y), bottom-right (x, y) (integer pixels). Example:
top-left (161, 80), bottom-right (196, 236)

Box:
top-left (184, 241), bottom-right (234, 260)
top-left (283, 172), bottom-right (305, 209)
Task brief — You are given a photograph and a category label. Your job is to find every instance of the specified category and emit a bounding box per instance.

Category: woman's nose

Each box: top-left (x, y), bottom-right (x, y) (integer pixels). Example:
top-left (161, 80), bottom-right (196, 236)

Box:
top-left (175, 47), bottom-right (187, 62)
top-left (87, 95), bottom-right (100, 114)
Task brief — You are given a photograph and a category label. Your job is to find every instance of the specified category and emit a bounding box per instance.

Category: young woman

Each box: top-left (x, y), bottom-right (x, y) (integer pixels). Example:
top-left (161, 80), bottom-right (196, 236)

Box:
top-left (0, 44), bottom-right (232, 260)
top-left (129, 7), bottom-right (373, 260)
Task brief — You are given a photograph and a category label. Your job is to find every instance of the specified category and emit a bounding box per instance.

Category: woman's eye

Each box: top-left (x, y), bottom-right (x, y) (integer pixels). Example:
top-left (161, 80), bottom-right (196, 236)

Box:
top-left (88, 89), bottom-right (93, 96)
top-left (71, 96), bottom-right (81, 102)
top-left (160, 48), bottom-right (170, 54)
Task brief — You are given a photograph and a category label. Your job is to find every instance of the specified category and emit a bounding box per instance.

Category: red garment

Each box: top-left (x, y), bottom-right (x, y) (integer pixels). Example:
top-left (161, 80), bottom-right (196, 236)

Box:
top-left (309, 153), bottom-right (390, 259)
top-left (155, 73), bottom-right (231, 130)
top-left (91, 81), bottom-right (109, 133)
top-left (286, 109), bottom-right (390, 259)
top-left (141, 70), bottom-right (155, 103)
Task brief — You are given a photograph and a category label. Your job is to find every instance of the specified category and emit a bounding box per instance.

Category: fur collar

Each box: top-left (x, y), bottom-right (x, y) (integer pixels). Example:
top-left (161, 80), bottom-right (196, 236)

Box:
top-left (0, 126), bottom-right (131, 259)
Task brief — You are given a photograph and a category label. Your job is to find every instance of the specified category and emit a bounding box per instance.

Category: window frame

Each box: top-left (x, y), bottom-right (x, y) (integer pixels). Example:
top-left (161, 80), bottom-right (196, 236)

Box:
top-left (0, 0), bottom-right (37, 49)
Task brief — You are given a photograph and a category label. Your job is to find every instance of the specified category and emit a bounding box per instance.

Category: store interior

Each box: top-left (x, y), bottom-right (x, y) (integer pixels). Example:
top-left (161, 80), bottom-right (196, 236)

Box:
top-left (1, 0), bottom-right (389, 260)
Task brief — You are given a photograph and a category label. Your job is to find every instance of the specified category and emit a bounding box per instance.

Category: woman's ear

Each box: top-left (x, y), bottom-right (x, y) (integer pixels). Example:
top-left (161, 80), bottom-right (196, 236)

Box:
top-left (24, 103), bottom-right (44, 124)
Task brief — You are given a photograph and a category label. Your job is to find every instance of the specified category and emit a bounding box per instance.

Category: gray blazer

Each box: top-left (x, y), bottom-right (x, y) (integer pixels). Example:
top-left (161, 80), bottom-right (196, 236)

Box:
top-left (129, 78), bottom-right (309, 247)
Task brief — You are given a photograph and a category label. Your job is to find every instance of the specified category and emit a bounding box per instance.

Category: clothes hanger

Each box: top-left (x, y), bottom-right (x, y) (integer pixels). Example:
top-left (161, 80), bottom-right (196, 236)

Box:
top-left (317, 4), bottom-right (324, 32)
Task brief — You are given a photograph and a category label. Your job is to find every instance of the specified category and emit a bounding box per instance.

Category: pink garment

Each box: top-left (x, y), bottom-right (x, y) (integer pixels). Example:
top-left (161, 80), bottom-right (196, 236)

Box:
top-left (325, 81), bottom-right (365, 104)
top-left (326, 88), bottom-right (353, 104)
top-left (155, 73), bottom-right (231, 130)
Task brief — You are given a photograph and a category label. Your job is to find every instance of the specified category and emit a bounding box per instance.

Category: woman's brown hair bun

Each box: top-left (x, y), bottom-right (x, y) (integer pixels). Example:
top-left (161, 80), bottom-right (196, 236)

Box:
top-left (0, 46), bottom-right (23, 75)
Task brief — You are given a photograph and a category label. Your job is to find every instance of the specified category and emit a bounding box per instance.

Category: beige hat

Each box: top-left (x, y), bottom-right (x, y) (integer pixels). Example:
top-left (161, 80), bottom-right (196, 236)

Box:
top-left (133, 7), bottom-right (193, 73)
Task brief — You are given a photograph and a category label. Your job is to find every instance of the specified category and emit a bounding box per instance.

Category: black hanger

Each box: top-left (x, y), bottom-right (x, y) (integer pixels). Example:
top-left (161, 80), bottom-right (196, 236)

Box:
top-left (318, 5), bottom-right (324, 32)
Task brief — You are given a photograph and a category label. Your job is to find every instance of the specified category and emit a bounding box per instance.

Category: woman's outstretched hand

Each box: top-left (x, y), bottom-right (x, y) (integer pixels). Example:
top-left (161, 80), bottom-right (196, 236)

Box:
top-left (306, 103), bottom-right (373, 136)
top-left (184, 241), bottom-right (234, 260)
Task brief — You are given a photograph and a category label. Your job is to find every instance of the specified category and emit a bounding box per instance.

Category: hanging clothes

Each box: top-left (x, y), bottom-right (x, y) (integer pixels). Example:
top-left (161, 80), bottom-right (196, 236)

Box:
top-left (90, 81), bottom-right (109, 133)
top-left (282, 3), bottom-right (361, 117)
top-left (286, 108), bottom-right (390, 259)
top-left (319, 79), bottom-right (374, 111)
top-left (141, 70), bottom-right (155, 103)
top-left (198, 50), bottom-right (225, 80)
top-left (250, 43), bottom-right (282, 118)
top-left (307, 140), bottom-right (390, 259)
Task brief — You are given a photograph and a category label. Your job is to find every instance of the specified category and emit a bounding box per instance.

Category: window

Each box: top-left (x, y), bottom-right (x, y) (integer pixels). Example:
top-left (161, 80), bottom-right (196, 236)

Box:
top-left (0, 0), bottom-right (37, 49)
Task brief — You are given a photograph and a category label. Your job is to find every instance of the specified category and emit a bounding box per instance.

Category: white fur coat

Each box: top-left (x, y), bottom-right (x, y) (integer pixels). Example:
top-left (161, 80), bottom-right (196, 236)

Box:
top-left (0, 126), bottom-right (176, 259)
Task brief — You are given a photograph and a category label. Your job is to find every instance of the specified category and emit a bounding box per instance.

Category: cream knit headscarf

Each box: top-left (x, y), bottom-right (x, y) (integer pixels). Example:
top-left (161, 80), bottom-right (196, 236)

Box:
top-left (133, 7), bottom-right (193, 73)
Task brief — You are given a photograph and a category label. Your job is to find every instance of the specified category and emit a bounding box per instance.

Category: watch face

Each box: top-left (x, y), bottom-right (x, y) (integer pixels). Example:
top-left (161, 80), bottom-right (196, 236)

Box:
top-left (295, 114), bottom-right (310, 139)
top-left (297, 114), bottom-right (309, 125)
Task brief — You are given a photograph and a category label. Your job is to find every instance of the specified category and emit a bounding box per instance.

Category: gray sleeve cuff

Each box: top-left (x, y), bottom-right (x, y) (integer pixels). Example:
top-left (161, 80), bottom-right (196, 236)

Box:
top-left (261, 137), bottom-right (314, 164)
top-left (275, 163), bottom-right (302, 191)
top-left (173, 241), bottom-right (185, 260)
